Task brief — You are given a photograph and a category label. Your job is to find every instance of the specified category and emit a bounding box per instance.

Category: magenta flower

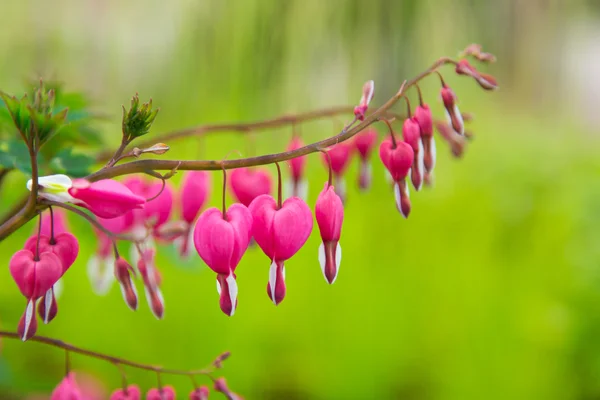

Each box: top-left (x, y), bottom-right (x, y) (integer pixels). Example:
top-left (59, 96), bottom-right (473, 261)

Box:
top-left (285, 137), bottom-right (308, 200)
top-left (354, 80), bottom-right (375, 121)
top-left (414, 103), bottom-right (436, 175)
top-left (110, 385), bottom-right (141, 400)
top-left (379, 138), bottom-right (414, 218)
top-left (402, 117), bottom-right (424, 191)
top-left (144, 181), bottom-right (174, 230)
top-left (146, 386), bottom-right (175, 400)
top-left (214, 377), bottom-right (242, 400)
top-left (68, 179), bottom-right (145, 219)
top-left (193, 204), bottom-right (253, 316)
top-left (321, 142), bottom-right (353, 202)
top-left (440, 85), bottom-right (464, 135)
top-left (51, 372), bottom-right (83, 400)
top-left (189, 386), bottom-right (210, 400)
top-left (230, 167), bottom-right (272, 207)
top-left (455, 59), bottom-right (498, 91)
top-left (249, 195), bottom-right (313, 305)
top-left (10, 249), bottom-right (62, 340)
top-left (353, 129), bottom-right (378, 190)
top-left (315, 183), bottom-right (344, 284)
top-left (137, 249), bottom-right (165, 319)
top-left (114, 257), bottom-right (138, 311)
top-left (177, 171), bottom-right (211, 258)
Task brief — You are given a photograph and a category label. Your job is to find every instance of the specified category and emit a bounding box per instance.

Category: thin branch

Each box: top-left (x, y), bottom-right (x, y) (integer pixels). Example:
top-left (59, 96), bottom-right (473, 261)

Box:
top-left (0, 330), bottom-right (220, 377)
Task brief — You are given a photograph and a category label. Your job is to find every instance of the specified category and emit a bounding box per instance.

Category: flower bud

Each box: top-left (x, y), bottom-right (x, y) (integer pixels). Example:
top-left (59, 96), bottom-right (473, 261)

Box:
top-left (114, 257), bottom-right (138, 311)
top-left (315, 183), bottom-right (344, 284)
top-left (110, 384), bottom-right (141, 400)
top-left (68, 179), bottom-right (146, 219)
top-left (354, 80), bottom-right (374, 121)
top-left (440, 86), bottom-right (464, 136)
top-left (190, 386), bottom-right (210, 400)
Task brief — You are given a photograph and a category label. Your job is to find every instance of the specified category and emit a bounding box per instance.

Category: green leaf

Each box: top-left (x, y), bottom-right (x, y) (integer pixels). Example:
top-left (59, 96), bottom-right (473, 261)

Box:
top-left (49, 148), bottom-right (95, 177)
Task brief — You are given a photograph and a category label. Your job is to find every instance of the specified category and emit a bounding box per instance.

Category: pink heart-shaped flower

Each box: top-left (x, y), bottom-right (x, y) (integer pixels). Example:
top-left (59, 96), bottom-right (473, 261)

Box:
top-left (229, 167), bottom-right (272, 207)
top-left (10, 249), bottom-right (62, 299)
top-left (24, 233), bottom-right (79, 275)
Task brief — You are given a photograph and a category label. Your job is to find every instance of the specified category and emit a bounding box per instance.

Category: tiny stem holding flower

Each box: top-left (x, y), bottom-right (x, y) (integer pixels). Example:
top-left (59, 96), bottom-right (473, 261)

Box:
top-left (48, 206), bottom-right (56, 244)
top-left (318, 149), bottom-right (333, 188)
top-left (275, 162), bottom-right (282, 208)
top-left (221, 164), bottom-right (227, 219)
top-left (380, 118), bottom-right (397, 149)
top-left (34, 214), bottom-right (42, 261)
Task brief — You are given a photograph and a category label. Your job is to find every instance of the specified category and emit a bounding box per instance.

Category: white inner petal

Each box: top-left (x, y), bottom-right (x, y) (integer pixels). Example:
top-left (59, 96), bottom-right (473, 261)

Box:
top-left (454, 104), bottom-right (464, 134)
top-left (27, 174), bottom-right (73, 192)
top-left (226, 273), bottom-right (238, 316)
top-left (268, 260), bottom-right (278, 304)
top-left (334, 242), bottom-right (342, 284)
top-left (417, 140), bottom-right (425, 191)
top-left (394, 183), bottom-right (401, 211)
top-left (430, 137), bottom-right (437, 170)
top-left (22, 299), bottom-right (34, 341)
top-left (318, 242), bottom-right (326, 282)
top-left (216, 278), bottom-right (222, 295)
top-left (43, 289), bottom-right (53, 324)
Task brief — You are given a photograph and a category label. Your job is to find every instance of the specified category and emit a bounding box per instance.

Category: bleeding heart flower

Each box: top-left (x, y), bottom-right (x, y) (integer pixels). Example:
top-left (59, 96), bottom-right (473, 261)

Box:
top-left (285, 137), bottom-right (308, 200)
top-left (193, 204), bottom-right (253, 316)
top-left (354, 129), bottom-right (378, 190)
top-left (144, 181), bottom-right (174, 230)
top-left (249, 195), bottom-right (313, 305)
top-left (214, 377), bottom-right (242, 400)
top-left (440, 85), bottom-right (464, 136)
top-left (137, 249), bottom-right (165, 319)
top-left (414, 104), bottom-right (436, 174)
top-left (110, 385), bottom-right (141, 400)
top-left (114, 257), bottom-right (138, 311)
top-left (146, 386), bottom-right (175, 400)
top-left (230, 167), bottom-right (272, 207)
top-left (354, 80), bottom-right (375, 121)
top-left (379, 138), bottom-right (414, 218)
top-left (455, 59), bottom-right (498, 91)
top-left (321, 142), bottom-right (353, 202)
top-left (402, 117), bottom-right (424, 191)
top-left (10, 249), bottom-right (62, 340)
top-left (68, 179), bottom-right (146, 219)
top-left (315, 183), bottom-right (344, 284)
top-left (189, 386), bottom-right (210, 400)
top-left (51, 372), bottom-right (83, 400)
top-left (176, 171), bottom-right (211, 258)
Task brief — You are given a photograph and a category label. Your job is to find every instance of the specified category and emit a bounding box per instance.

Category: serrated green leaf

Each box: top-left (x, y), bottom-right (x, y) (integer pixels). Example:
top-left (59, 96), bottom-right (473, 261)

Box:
top-left (49, 148), bottom-right (95, 177)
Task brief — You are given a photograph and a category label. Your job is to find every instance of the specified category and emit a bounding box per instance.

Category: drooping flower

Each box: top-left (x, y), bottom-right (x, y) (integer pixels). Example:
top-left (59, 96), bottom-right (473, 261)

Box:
top-left (114, 257), bottom-right (138, 311)
top-left (146, 386), bottom-right (176, 400)
top-left (229, 167), bottom-right (272, 207)
top-left (414, 103), bottom-right (436, 178)
top-left (214, 377), bottom-right (242, 400)
top-left (321, 142), bottom-right (353, 202)
top-left (177, 171), bottom-right (211, 258)
top-left (402, 117), bottom-right (424, 191)
top-left (10, 249), bottom-right (62, 340)
top-left (51, 372), bottom-right (83, 400)
top-left (285, 137), bottom-right (308, 200)
top-left (137, 249), bottom-right (165, 319)
top-left (354, 80), bottom-right (375, 121)
top-left (68, 178), bottom-right (146, 219)
top-left (189, 386), bottom-right (210, 400)
top-left (353, 129), bottom-right (378, 191)
top-left (455, 59), bottom-right (498, 91)
top-left (440, 85), bottom-right (464, 136)
top-left (249, 195), bottom-right (313, 305)
top-left (193, 204), bottom-right (253, 316)
top-left (315, 183), bottom-right (344, 284)
top-left (143, 181), bottom-right (174, 231)
top-left (110, 384), bottom-right (141, 400)
top-left (379, 137), bottom-right (414, 218)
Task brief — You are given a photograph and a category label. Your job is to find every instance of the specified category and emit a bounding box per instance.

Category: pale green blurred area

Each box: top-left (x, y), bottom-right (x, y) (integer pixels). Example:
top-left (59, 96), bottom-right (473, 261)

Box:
top-left (1, 0), bottom-right (600, 399)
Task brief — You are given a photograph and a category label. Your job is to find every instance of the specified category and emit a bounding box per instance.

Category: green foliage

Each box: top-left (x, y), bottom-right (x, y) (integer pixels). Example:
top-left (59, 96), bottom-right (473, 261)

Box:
top-left (122, 94), bottom-right (159, 141)
top-left (0, 139), bottom-right (44, 174)
top-left (48, 148), bottom-right (95, 177)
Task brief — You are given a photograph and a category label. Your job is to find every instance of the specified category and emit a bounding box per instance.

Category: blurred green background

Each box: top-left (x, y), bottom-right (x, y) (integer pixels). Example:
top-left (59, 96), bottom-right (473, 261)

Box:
top-left (1, 0), bottom-right (600, 399)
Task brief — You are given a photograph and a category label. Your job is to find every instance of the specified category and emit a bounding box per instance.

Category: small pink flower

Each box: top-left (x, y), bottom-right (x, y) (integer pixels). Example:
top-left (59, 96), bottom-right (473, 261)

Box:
top-left (440, 85), bottom-right (464, 136)
top-left (193, 204), bottom-right (253, 316)
top-left (214, 378), bottom-right (242, 400)
top-left (229, 167), bottom-right (272, 207)
top-left (321, 142), bottom-right (353, 202)
top-left (455, 59), bottom-right (498, 91)
top-left (315, 183), bottom-right (344, 284)
top-left (177, 171), bottom-right (211, 258)
top-left (110, 385), bottom-right (141, 400)
top-left (144, 181), bottom-right (174, 230)
top-left (10, 249), bottom-right (62, 340)
top-left (189, 386), bottom-right (210, 400)
top-left (114, 257), bottom-right (138, 311)
top-left (402, 117), bottom-right (424, 191)
top-left (146, 386), bottom-right (175, 400)
top-left (51, 372), bottom-right (83, 400)
top-left (353, 129), bottom-right (378, 191)
top-left (137, 249), bottom-right (165, 319)
top-left (354, 80), bottom-right (375, 121)
top-left (414, 104), bottom-right (436, 174)
top-left (285, 137), bottom-right (308, 200)
top-left (249, 195), bottom-right (313, 305)
top-left (379, 138), bottom-right (414, 218)
top-left (68, 179), bottom-right (145, 219)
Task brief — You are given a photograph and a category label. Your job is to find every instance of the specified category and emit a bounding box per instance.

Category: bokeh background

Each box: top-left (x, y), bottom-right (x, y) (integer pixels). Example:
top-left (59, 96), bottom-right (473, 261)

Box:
top-left (1, 0), bottom-right (600, 399)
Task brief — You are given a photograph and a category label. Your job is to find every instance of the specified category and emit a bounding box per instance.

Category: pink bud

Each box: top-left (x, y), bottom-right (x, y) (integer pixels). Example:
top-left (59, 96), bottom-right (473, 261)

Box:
top-left (144, 181), bottom-right (174, 229)
top-left (24, 233), bottom-right (79, 275)
top-left (51, 372), bottom-right (83, 400)
top-left (146, 386), bottom-right (175, 400)
top-left (285, 138), bottom-right (308, 200)
top-left (137, 252), bottom-right (165, 319)
top-left (214, 377), bottom-right (242, 400)
top-left (354, 80), bottom-right (374, 121)
top-left (110, 385), bottom-right (141, 400)
top-left (322, 142), bottom-right (353, 177)
top-left (69, 179), bottom-right (145, 219)
top-left (455, 59), bottom-right (498, 91)
top-left (181, 171), bottom-right (211, 224)
top-left (37, 286), bottom-right (58, 324)
top-left (315, 183), bottom-right (344, 284)
top-left (193, 204), bottom-right (252, 316)
top-left (379, 138), bottom-right (414, 218)
top-left (248, 195), bottom-right (313, 305)
top-left (189, 386), bottom-right (210, 400)
top-left (114, 257), bottom-right (138, 311)
top-left (229, 167), bottom-right (272, 207)
top-left (440, 86), bottom-right (464, 135)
